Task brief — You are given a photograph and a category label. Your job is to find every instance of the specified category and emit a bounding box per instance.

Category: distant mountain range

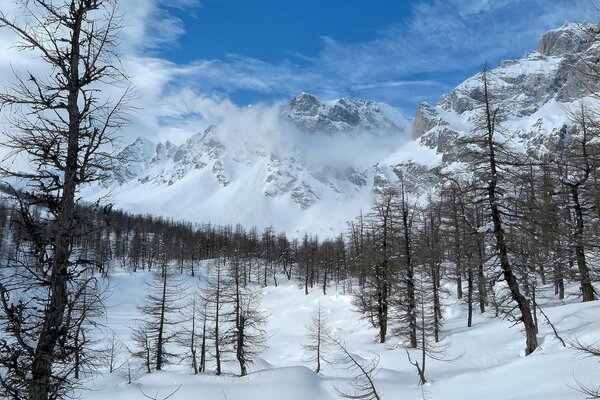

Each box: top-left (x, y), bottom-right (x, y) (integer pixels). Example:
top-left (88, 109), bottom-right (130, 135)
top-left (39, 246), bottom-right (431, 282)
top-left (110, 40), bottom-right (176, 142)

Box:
top-left (85, 22), bottom-right (598, 236)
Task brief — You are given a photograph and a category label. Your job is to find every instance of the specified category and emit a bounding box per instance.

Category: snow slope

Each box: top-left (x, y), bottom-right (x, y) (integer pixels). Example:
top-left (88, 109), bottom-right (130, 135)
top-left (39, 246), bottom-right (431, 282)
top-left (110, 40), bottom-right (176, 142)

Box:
top-left (83, 96), bottom-right (413, 237)
top-left (82, 265), bottom-right (600, 400)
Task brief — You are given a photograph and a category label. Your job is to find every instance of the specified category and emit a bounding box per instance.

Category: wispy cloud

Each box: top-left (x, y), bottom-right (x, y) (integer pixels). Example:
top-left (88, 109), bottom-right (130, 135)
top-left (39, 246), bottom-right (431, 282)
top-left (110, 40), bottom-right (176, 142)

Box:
top-left (314, 0), bottom-right (596, 96)
top-left (142, 0), bottom-right (596, 117)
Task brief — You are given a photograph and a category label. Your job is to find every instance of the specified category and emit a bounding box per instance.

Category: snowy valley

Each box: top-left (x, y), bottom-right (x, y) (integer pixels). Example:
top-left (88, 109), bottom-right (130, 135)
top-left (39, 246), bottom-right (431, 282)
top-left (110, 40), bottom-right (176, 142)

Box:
top-left (1, 2), bottom-right (600, 400)
top-left (83, 265), bottom-right (600, 400)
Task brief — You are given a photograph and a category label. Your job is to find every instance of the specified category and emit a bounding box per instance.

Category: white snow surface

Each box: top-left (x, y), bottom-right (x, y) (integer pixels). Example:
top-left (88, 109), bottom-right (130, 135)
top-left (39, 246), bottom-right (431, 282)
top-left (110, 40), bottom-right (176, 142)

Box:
top-left (82, 264), bottom-right (600, 400)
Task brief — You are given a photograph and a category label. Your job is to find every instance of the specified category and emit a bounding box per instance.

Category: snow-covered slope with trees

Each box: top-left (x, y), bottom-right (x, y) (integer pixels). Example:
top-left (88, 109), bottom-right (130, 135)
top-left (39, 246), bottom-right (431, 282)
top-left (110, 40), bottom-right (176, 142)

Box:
top-left (82, 265), bottom-right (600, 400)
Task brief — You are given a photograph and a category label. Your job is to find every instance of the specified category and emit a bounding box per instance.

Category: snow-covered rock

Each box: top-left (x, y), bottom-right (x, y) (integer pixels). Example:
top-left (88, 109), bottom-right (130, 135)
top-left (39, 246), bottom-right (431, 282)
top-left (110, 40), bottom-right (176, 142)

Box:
top-left (284, 92), bottom-right (408, 134)
top-left (413, 22), bottom-right (599, 160)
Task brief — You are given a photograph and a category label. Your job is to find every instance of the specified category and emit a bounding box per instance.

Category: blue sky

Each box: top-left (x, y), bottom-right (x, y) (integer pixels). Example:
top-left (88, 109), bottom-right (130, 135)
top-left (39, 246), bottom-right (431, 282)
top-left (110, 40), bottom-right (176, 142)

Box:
top-left (147, 0), bottom-right (596, 113)
top-left (161, 1), bottom-right (410, 64)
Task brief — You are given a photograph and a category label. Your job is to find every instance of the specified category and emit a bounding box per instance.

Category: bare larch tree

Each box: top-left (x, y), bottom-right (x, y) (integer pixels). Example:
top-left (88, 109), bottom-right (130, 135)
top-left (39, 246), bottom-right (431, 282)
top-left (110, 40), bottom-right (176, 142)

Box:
top-left (0, 1), bottom-right (128, 399)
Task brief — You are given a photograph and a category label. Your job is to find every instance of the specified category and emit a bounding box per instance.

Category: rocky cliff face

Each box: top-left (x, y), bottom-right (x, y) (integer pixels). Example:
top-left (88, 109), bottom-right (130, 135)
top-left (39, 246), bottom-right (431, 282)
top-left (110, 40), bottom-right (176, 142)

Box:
top-left (284, 92), bottom-right (406, 134)
top-left (412, 22), bottom-right (599, 160)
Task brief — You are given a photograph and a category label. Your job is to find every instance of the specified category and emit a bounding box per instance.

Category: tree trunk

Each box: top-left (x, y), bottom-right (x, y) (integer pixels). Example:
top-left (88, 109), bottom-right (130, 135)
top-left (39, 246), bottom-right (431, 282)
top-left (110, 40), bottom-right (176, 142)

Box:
top-left (156, 271), bottom-right (168, 370)
top-left (29, 7), bottom-right (85, 399)
top-left (571, 187), bottom-right (596, 302)
top-left (482, 71), bottom-right (537, 356)
top-left (467, 265), bottom-right (474, 328)
top-left (236, 316), bottom-right (247, 376)
top-left (403, 209), bottom-right (417, 349)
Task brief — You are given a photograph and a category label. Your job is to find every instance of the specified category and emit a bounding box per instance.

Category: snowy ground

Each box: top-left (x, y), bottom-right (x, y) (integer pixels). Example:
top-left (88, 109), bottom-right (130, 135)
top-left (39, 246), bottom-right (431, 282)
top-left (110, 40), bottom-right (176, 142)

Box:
top-left (83, 264), bottom-right (600, 400)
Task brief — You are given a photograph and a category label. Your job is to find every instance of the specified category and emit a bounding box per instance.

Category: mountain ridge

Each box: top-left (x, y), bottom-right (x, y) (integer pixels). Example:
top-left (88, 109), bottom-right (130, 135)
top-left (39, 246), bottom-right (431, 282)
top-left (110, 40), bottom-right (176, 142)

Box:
top-left (88, 22), bottom-right (598, 235)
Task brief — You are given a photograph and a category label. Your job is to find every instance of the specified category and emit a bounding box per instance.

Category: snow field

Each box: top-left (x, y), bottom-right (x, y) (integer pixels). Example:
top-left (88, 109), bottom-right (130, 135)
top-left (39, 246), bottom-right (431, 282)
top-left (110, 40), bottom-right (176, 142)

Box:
top-left (84, 263), bottom-right (600, 400)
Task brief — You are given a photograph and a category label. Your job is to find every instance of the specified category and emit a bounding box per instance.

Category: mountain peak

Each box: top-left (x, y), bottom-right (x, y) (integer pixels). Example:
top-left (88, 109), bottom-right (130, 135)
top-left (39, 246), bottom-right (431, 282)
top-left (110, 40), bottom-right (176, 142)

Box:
top-left (289, 92), bottom-right (322, 113)
top-left (284, 92), bottom-right (404, 134)
top-left (537, 21), bottom-right (594, 57)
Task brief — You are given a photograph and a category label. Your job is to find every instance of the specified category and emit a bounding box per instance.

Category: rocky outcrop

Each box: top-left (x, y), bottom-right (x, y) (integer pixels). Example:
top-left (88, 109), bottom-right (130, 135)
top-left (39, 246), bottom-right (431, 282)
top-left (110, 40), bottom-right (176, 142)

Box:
top-left (537, 22), bottom-right (592, 57)
top-left (412, 103), bottom-right (443, 140)
top-left (411, 22), bottom-right (600, 157)
top-left (283, 92), bottom-right (407, 134)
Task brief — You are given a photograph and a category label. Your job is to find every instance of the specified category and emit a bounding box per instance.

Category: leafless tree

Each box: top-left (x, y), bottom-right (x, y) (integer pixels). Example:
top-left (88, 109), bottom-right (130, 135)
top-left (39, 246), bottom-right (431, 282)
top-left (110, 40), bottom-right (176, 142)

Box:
top-left (554, 102), bottom-right (599, 302)
top-left (404, 271), bottom-right (453, 385)
top-left (0, 0), bottom-right (129, 398)
top-left (570, 337), bottom-right (600, 398)
top-left (200, 258), bottom-right (231, 376)
top-left (133, 261), bottom-right (187, 372)
top-left (464, 67), bottom-right (538, 355)
top-left (302, 302), bottom-right (333, 374)
top-left (175, 289), bottom-right (204, 375)
top-left (332, 338), bottom-right (382, 400)
top-left (105, 332), bottom-right (126, 374)
top-left (224, 253), bottom-right (268, 376)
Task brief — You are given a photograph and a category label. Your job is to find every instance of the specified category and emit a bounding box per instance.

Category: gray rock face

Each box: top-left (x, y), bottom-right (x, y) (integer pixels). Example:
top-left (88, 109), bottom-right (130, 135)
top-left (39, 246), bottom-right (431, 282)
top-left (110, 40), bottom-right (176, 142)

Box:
top-left (391, 162), bottom-right (439, 194)
top-left (537, 22), bottom-right (592, 57)
top-left (284, 92), bottom-right (403, 134)
top-left (412, 102), bottom-right (444, 140)
top-left (437, 50), bottom-right (564, 117)
top-left (111, 137), bottom-right (156, 184)
top-left (291, 182), bottom-right (320, 209)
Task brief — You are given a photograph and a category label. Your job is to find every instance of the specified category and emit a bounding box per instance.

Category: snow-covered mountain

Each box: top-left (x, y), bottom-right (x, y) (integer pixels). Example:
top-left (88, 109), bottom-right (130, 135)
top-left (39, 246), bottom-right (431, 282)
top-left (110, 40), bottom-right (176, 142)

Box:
top-left (412, 22), bottom-right (599, 161)
top-left (90, 22), bottom-right (597, 235)
top-left (90, 95), bottom-right (413, 235)
top-left (284, 92), bottom-right (406, 134)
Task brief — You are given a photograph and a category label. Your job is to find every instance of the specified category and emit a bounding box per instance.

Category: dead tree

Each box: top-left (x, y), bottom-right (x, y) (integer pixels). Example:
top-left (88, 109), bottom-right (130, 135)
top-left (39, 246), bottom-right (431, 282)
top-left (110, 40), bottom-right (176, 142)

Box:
top-left (105, 332), bottom-right (126, 374)
top-left (570, 338), bottom-right (600, 398)
top-left (332, 338), bottom-right (382, 400)
top-left (0, 1), bottom-right (129, 398)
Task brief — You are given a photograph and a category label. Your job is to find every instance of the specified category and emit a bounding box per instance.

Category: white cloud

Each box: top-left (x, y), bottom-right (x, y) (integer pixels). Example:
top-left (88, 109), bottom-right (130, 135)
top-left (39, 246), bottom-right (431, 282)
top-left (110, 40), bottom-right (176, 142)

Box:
top-left (318, 0), bottom-right (596, 78)
top-left (130, 0), bottom-right (597, 125)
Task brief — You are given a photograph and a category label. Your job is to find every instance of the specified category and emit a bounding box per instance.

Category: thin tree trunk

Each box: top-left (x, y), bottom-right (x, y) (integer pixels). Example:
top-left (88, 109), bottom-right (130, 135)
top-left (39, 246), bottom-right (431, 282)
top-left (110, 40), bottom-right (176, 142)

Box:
top-left (156, 270), bottom-right (167, 370)
top-left (467, 265), bottom-right (474, 327)
top-left (482, 71), bottom-right (537, 356)
top-left (571, 187), bottom-right (596, 302)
